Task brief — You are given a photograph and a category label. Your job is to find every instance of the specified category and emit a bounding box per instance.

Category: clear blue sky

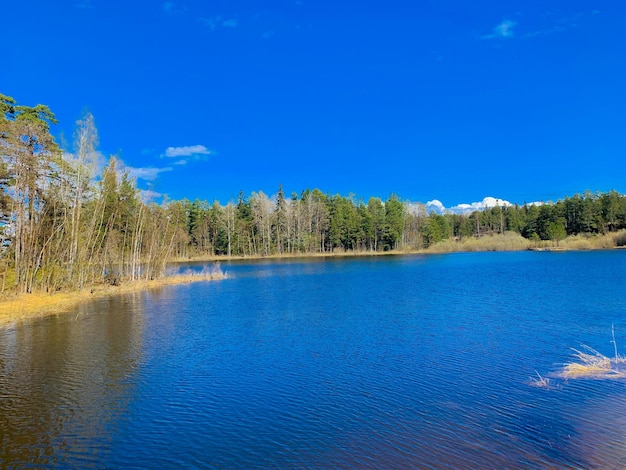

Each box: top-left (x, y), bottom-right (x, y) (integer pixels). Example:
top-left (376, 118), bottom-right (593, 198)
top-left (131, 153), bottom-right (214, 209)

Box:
top-left (2, 0), bottom-right (625, 208)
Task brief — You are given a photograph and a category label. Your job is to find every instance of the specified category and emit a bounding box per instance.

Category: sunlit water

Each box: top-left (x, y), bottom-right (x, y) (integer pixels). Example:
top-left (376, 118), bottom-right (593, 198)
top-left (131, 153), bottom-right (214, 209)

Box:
top-left (2, 251), bottom-right (626, 468)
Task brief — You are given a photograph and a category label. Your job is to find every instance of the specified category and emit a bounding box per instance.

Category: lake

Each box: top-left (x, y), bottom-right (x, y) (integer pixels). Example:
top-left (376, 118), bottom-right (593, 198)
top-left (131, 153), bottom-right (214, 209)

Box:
top-left (1, 251), bottom-right (626, 468)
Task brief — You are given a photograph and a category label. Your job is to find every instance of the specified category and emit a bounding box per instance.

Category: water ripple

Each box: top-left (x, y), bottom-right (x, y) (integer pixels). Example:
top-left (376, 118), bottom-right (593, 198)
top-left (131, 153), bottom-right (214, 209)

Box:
top-left (2, 252), bottom-right (626, 468)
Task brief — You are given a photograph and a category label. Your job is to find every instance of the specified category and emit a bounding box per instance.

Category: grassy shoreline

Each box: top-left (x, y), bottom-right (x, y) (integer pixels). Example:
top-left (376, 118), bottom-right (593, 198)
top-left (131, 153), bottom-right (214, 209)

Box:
top-left (2, 230), bottom-right (624, 326)
top-left (0, 271), bottom-right (226, 327)
top-left (173, 229), bottom-right (626, 263)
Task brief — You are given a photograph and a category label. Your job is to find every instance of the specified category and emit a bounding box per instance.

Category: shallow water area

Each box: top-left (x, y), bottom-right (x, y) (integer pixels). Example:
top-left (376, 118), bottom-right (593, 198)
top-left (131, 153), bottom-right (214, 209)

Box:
top-left (1, 251), bottom-right (626, 468)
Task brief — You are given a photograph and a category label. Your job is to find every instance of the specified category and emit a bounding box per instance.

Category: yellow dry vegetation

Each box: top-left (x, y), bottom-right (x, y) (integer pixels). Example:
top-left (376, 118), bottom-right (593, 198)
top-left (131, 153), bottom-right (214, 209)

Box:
top-left (427, 232), bottom-right (531, 253)
top-left (0, 270), bottom-right (226, 326)
top-left (176, 250), bottom-right (410, 263)
top-left (428, 229), bottom-right (626, 254)
top-left (557, 345), bottom-right (626, 380)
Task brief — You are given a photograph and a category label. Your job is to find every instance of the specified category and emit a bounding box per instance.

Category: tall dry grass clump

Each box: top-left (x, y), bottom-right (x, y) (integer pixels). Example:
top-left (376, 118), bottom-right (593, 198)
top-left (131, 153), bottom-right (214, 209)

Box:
top-left (557, 345), bottom-right (626, 379)
top-left (556, 326), bottom-right (626, 379)
top-left (556, 232), bottom-right (620, 250)
top-left (427, 232), bottom-right (531, 253)
top-left (613, 230), bottom-right (626, 247)
top-left (430, 229), bottom-right (626, 254)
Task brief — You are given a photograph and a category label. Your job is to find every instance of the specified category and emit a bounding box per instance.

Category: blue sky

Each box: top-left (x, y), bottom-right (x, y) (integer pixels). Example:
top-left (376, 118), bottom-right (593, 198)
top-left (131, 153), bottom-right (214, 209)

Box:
top-left (2, 0), bottom-right (625, 208)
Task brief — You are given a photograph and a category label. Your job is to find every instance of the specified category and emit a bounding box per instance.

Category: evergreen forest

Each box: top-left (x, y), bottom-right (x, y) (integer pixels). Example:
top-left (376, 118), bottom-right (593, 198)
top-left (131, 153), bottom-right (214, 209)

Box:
top-left (2, 94), bottom-right (626, 294)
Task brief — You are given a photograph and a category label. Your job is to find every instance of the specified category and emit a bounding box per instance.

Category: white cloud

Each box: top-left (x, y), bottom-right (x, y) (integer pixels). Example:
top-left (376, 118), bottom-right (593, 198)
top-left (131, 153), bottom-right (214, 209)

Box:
top-left (124, 165), bottom-right (173, 182)
top-left (426, 199), bottom-right (446, 214)
top-left (483, 19), bottom-right (516, 39)
top-left (448, 197), bottom-right (512, 214)
top-left (427, 197), bottom-right (513, 215)
top-left (164, 145), bottom-right (211, 158)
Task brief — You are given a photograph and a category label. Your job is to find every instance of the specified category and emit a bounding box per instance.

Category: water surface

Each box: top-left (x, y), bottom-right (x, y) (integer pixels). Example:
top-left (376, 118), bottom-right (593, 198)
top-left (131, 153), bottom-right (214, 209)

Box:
top-left (2, 251), bottom-right (626, 468)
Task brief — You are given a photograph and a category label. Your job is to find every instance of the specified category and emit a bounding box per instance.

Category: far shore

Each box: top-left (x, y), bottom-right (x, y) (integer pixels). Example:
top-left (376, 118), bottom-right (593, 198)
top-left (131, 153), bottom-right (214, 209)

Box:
top-left (169, 249), bottom-right (411, 264)
top-left (2, 230), bottom-right (624, 326)
top-left (172, 229), bottom-right (626, 264)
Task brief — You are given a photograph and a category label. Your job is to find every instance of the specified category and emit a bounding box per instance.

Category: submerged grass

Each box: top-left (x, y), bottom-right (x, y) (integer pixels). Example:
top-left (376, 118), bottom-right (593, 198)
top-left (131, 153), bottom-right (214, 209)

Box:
top-left (0, 263), bottom-right (226, 326)
top-left (556, 325), bottom-right (626, 380)
top-left (533, 326), bottom-right (626, 384)
top-left (557, 345), bottom-right (626, 379)
top-left (528, 370), bottom-right (554, 389)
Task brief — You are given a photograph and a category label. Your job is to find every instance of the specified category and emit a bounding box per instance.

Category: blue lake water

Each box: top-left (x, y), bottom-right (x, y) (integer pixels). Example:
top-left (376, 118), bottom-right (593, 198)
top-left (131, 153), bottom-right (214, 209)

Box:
top-left (1, 251), bottom-right (626, 468)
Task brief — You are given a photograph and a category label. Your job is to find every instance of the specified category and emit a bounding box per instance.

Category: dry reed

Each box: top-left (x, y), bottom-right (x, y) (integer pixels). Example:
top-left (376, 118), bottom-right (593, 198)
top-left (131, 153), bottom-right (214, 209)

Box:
top-left (557, 344), bottom-right (626, 380)
top-left (0, 263), bottom-right (227, 326)
top-left (427, 232), bottom-right (531, 253)
top-left (528, 370), bottom-right (553, 388)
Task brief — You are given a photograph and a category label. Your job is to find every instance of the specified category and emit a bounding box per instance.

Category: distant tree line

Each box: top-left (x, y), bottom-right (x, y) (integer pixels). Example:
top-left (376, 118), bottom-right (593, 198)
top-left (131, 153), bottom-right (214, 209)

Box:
top-left (421, 190), bottom-right (626, 245)
top-left (178, 189), bottom-right (626, 257)
top-left (1, 94), bottom-right (625, 294)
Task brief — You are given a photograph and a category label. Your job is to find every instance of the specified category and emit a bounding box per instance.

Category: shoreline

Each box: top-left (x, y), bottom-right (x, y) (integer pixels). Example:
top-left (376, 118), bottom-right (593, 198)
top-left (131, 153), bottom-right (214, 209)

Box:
top-left (0, 272), bottom-right (226, 327)
top-left (171, 233), bottom-right (626, 264)
top-left (2, 232), bottom-right (624, 326)
top-left (169, 249), bottom-right (413, 264)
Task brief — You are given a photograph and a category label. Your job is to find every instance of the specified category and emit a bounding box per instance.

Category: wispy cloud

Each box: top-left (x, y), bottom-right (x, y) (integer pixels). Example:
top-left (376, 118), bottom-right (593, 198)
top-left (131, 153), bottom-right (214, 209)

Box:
top-left (523, 12), bottom-right (586, 38)
top-left (116, 160), bottom-right (173, 182)
top-left (126, 165), bottom-right (173, 182)
top-left (482, 19), bottom-right (517, 40)
top-left (164, 145), bottom-right (212, 158)
top-left (162, 1), bottom-right (186, 16)
top-left (200, 15), bottom-right (238, 30)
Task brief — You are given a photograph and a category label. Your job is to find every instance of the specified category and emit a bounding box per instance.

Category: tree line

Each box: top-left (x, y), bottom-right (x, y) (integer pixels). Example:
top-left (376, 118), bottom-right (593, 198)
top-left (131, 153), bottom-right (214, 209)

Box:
top-left (178, 188), bottom-right (626, 257)
top-left (1, 94), bottom-right (625, 294)
top-left (0, 94), bottom-right (187, 294)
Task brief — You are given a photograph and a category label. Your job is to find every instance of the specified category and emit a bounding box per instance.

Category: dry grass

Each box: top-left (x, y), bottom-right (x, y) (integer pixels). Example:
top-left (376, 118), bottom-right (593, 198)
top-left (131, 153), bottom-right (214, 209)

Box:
top-left (544, 230), bottom-right (626, 251)
top-left (172, 230), bottom-right (626, 262)
top-left (0, 264), bottom-right (226, 326)
top-left (557, 344), bottom-right (626, 380)
top-left (427, 232), bottom-right (532, 253)
top-left (612, 230), bottom-right (626, 247)
top-left (528, 370), bottom-right (554, 389)
top-left (174, 250), bottom-right (410, 263)
top-left (429, 230), bottom-right (626, 254)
